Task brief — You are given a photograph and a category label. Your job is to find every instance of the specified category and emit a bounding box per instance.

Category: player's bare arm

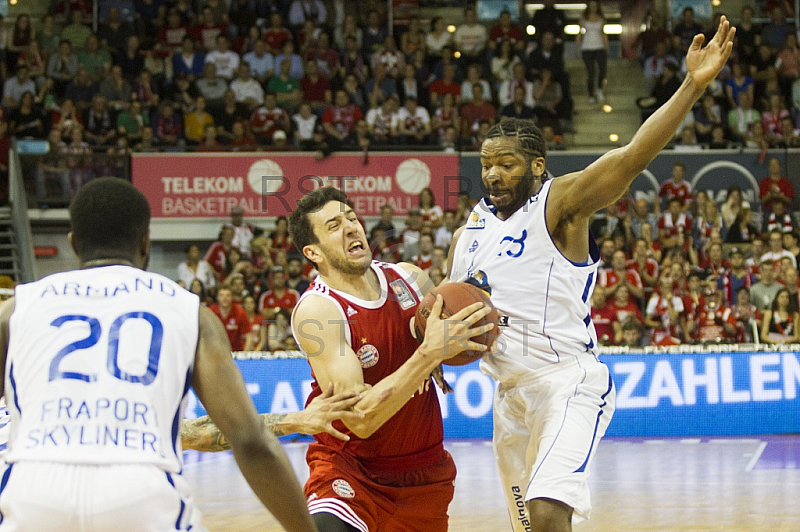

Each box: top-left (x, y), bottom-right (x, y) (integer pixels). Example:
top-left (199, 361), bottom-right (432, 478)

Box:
top-left (293, 293), bottom-right (492, 438)
top-left (547, 17), bottom-right (734, 259)
top-left (194, 305), bottom-right (317, 532)
top-left (181, 385), bottom-right (365, 451)
top-left (0, 297), bottom-right (14, 398)
top-left (396, 262), bottom-right (454, 393)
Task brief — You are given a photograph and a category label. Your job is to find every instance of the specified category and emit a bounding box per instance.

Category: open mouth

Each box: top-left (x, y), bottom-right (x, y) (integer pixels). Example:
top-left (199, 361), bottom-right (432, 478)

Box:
top-left (347, 241), bottom-right (366, 256)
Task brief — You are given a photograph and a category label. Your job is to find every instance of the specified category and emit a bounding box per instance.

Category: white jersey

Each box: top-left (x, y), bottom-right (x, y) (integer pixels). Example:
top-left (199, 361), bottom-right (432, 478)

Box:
top-left (6, 265), bottom-right (199, 472)
top-left (450, 179), bottom-right (600, 381)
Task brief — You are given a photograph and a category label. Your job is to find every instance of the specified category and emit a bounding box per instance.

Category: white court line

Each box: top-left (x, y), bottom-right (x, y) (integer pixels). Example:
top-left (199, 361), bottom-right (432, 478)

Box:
top-left (680, 439), bottom-right (701, 444)
top-left (745, 441), bottom-right (768, 472)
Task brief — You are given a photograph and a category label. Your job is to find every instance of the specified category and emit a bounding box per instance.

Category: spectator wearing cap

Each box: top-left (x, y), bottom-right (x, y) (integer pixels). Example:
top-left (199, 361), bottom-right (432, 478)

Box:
top-left (258, 266), bottom-right (301, 315)
top-left (271, 129), bottom-right (294, 151)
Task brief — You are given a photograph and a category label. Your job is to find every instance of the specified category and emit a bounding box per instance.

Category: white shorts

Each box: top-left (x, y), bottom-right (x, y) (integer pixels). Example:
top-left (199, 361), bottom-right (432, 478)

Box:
top-left (492, 355), bottom-right (615, 531)
top-left (0, 462), bottom-right (206, 531)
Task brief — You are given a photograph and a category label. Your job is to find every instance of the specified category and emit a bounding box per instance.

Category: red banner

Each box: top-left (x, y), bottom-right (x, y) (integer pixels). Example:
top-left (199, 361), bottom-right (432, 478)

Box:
top-left (131, 153), bottom-right (460, 218)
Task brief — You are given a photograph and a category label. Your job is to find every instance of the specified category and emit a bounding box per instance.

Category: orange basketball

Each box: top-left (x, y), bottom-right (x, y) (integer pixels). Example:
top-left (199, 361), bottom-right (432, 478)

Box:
top-left (414, 282), bottom-right (500, 366)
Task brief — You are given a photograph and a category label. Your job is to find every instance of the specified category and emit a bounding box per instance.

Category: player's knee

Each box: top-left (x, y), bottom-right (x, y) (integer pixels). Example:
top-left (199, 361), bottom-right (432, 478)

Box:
top-left (526, 498), bottom-right (573, 532)
top-left (313, 512), bottom-right (361, 532)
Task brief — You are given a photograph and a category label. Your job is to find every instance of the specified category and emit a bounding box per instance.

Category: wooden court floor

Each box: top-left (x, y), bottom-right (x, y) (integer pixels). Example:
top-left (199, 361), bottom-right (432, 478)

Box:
top-left (183, 436), bottom-right (800, 531)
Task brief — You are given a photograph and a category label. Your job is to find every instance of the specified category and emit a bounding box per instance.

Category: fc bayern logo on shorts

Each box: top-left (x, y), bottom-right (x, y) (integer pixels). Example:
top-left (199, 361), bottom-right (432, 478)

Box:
top-left (332, 479), bottom-right (356, 499)
top-left (357, 344), bottom-right (380, 368)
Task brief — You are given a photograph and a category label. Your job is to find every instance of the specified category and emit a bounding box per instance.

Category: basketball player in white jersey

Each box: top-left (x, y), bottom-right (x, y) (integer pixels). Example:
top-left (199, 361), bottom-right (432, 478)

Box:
top-left (0, 178), bottom-right (316, 531)
top-left (448, 18), bottom-right (735, 532)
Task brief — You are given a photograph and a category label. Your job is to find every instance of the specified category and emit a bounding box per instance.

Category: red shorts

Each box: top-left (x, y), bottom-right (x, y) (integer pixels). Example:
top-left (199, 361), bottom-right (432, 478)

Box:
top-left (304, 444), bottom-right (457, 532)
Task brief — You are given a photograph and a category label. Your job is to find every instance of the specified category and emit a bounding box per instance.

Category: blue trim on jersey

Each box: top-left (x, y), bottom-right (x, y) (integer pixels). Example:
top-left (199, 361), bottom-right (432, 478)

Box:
top-left (8, 364), bottom-right (20, 416)
top-left (582, 314), bottom-right (595, 349)
top-left (172, 368), bottom-right (192, 460)
top-left (165, 472), bottom-right (186, 530)
top-left (542, 181), bottom-right (602, 267)
top-left (581, 272), bottom-right (595, 303)
top-left (543, 260), bottom-right (561, 362)
top-left (573, 370), bottom-right (614, 474)
top-left (0, 464), bottom-right (13, 525)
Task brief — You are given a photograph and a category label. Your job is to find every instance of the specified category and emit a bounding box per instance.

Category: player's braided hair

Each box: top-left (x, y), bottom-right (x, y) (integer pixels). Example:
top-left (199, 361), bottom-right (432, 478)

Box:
top-left (486, 118), bottom-right (547, 162)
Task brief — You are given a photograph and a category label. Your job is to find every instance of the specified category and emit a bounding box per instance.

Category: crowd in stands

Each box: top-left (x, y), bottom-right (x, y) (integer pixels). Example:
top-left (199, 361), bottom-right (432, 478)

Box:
top-left (178, 188), bottom-right (469, 352)
top-left (636, 3), bottom-right (800, 150)
top-left (589, 156), bottom-right (800, 348)
top-left (1, 0), bottom-right (575, 170)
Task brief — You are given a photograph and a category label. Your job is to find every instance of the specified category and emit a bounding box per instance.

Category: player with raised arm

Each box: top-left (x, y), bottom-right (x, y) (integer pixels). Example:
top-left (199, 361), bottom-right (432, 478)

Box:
top-left (288, 186), bottom-right (494, 532)
top-left (0, 178), bottom-right (316, 532)
top-left (447, 17), bottom-right (735, 532)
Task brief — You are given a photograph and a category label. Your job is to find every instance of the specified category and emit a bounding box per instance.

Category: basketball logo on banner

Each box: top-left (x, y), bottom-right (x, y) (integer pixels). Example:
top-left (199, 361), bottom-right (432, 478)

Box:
top-left (247, 159), bottom-right (284, 195)
top-left (395, 158), bottom-right (431, 194)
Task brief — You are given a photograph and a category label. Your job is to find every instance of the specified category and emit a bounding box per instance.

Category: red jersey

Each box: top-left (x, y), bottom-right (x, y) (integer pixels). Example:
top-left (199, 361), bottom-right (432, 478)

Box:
top-left (658, 179), bottom-right (693, 207)
top-left (209, 303), bottom-right (250, 351)
top-left (300, 75), bottom-right (331, 103)
top-left (299, 262), bottom-right (445, 472)
top-left (322, 104), bottom-right (363, 136)
top-left (429, 79), bottom-right (461, 100)
top-left (193, 24), bottom-right (227, 51)
top-left (158, 24), bottom-right (190, 49)
top-left (204, 241), bottom-right (229, 278)
top-left (759, 176), bottom-right (795, 212)
top-left (609, 301), bottom-right (644, 325)
top-left (258, 288), bottom-right (300, 313)
top-left (591, 305), bottom-right (615, 345)
top-left (695, 305), bottom-right (737, 342)
top-left (263, 27), bottom-right (292, 52)
top-left (489, 24), bottom-right (525, 46)
top-left (657, 212), bottom-right (693, 238)
top-left (250, 106), bottom-right (289, 140)
top-left (598, 269), bottom-right (643, 304)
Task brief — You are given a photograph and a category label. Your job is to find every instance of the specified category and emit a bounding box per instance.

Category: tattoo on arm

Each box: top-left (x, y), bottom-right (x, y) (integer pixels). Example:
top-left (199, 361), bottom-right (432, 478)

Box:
top-left (180, 413), bottom-right (290, 453)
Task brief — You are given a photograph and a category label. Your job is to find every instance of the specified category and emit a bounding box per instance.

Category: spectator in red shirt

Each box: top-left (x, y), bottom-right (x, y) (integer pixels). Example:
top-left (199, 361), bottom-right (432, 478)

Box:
top-left (658, 161), bottom-right (693, 210)
top-left (759, 157), bottom-right (794, 212)
top-left (658, 197), bottom-right (693, 249)
top-left (429, 63), bottom-right (461, 108)
top-left (208, 285), bottom-right (250, 351)
top-left (241, 294), bottom-right (265, 351)
top-left (158, 10), bottom-right (190, 52)
top-left (690, 285), bottom-right (738, 343)
top-left (460, 84), bottom-right (496, 140)
top-left (299, 59), bottom-right (332, 113)
top-left (263, 12), bottom-right (292, 54)
top-left (628, 238), bottom-right (659, 296)
top-left (322, 89), bottom-right (363, 144)
top-left (606, 284), bottom-right (644, 344)
top-left (193, 6), bottom-right (228, 52)
top-left (250, 91), bottom-right (290, 145)
top-left (590, 286), bottom-right (615, 345)
top-left (646, 275), bottom-right (685, 345)
top-left (258, 266), bottom-right (300, 315)
top-left (598, 249), bottom-right (644, 304)
top-left (488, 10), bottom-right (525, 52)
top-left (205, 225), bottom-right (235, 280)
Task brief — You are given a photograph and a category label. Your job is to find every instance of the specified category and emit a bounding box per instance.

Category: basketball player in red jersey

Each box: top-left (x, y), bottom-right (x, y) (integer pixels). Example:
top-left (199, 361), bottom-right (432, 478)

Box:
top-left (288, 187), bottom-right (494, 532)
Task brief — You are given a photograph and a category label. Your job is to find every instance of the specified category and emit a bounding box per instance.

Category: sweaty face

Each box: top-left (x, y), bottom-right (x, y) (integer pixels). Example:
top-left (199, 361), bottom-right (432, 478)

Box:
top-left (307, 201), bottom-right (370, 275)
top-left (480, 137), bottom-right (543, 219)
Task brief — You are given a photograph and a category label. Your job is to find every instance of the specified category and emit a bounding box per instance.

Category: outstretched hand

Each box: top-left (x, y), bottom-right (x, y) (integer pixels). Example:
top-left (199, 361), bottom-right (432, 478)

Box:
top-left (686, 15), bottom-right (736, 90)
top-left (287, 384), bottom-right (365, 441)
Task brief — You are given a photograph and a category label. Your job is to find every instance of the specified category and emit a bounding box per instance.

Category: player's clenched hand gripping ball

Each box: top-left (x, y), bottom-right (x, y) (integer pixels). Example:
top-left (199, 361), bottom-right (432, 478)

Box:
top-left (414, 282), bottom-right (501, 365)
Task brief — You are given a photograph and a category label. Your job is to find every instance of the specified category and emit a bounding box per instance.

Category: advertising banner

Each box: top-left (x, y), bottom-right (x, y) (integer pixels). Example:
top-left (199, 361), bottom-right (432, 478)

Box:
top-left (131, 153), bottom-right (460, 218)
top-left (185, 349), bottom-right (800, 438)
